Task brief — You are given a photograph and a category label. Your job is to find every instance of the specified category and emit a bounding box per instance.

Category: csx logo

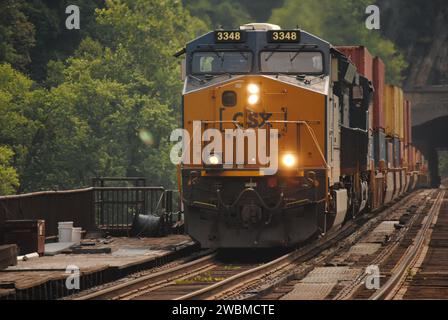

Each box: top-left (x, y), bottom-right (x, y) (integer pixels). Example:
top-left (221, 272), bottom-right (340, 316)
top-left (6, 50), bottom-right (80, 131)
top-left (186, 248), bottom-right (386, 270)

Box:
top-left (248, 112), bottom-right (272, 128)
top-left (219, 110), bottom-right (272, 128)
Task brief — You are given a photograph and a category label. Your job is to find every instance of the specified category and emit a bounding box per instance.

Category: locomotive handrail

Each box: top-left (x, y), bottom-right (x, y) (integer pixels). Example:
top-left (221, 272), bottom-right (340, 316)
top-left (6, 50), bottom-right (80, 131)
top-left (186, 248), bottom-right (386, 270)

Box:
top-left (199, 120), bottom-right (243, 129)
top-left (267, 120), bottom-right (330, 172)
top-left (266, 120), bottom-right (321, 125)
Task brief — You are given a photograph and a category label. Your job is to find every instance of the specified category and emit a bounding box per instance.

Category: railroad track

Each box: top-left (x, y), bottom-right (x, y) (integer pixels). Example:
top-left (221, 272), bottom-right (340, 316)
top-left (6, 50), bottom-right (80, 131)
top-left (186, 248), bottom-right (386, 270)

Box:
top-left (376, 189), bottom-right (447, 299)
top-left (73, 191), bottom-right (425, 300)
top-left (230, 189), bottom-right (440, 300)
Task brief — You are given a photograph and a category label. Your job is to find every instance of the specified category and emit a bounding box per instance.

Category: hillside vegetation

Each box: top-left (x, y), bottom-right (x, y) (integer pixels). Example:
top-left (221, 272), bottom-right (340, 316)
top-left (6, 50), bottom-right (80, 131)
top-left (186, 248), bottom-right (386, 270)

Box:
top-left (0, 0), bottom-right (444, 194)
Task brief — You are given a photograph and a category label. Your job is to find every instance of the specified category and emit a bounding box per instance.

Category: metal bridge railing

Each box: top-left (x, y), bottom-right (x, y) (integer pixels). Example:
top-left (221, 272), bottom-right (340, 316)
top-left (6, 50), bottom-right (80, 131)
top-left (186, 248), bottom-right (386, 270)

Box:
top-left (93, 187), bottom-right (166, 232)
top-left (1, 186), bottom-right (182, 239)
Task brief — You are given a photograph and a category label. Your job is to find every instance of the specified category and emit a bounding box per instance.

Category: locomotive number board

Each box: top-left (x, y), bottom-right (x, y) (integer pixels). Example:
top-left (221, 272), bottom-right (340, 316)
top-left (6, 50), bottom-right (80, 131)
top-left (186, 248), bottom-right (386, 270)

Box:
top-left (214, 30), bottom-right (246, 43)
top-left (267, 30), bottom-right (300, 43)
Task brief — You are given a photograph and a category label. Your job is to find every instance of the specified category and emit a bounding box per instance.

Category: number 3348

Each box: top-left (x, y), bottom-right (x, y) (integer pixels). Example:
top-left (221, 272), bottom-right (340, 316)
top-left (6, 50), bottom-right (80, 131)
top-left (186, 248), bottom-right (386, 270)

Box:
top-left (272, 31), bottom-right (298, 41)
top-left (216, 31), bottom-right (241, 41)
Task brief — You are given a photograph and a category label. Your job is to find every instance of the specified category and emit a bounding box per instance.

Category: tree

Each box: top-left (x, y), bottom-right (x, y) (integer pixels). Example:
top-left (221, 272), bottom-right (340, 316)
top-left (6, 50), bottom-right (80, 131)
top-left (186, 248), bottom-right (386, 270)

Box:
top-left (270, 0), bottom-right (407, 84)
top-left (23, 0), bottom-right (105, 82)
top-left (184, 0), bottom-right (251, 29)
top-left (0, 63), bottom-right (42, 188)
top-left (18, 0), bottom-right (207, 190)
top-left (0, 0), bottom-right (35, 72)
top-left (0, 146), bottom-right (19, 195)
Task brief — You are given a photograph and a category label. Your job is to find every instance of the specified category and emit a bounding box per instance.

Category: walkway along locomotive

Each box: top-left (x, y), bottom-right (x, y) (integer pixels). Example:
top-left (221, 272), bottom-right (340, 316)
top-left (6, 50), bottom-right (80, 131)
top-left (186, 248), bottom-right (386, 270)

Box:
top-left (175, 23), bottom-right (429, 248)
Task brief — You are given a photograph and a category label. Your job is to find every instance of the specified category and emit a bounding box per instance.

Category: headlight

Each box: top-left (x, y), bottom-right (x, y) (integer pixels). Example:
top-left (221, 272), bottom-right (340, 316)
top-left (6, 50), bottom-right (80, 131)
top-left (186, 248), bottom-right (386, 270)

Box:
top-left (247, 84), bottom-right (260, 94)
top-left (282, 154), bottom-right (296, 168)
top-left (248, 94), bottom-right (259, 105)
top-left (207, 154), bottom-right (221, 165)
top-left (247, 84), bottom-right (260, 105)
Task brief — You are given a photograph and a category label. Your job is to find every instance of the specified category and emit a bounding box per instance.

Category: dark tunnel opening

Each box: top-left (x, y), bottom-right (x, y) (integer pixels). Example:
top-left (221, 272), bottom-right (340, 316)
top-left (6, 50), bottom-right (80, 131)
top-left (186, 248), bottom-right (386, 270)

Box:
top-left (413, 116), bottom-right (448, 187)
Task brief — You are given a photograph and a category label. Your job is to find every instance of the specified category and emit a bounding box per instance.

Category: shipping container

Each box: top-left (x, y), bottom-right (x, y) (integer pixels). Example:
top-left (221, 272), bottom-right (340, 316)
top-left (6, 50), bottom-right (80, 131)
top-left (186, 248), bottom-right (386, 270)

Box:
top-left (372, 57), bottom-right (385, 129)
top-left (336, 46), bottom-right (373, 81)
top-left (404, 100), bottom-right (412, 145)
top-left (400, 141), bottom-right (405, 167)
top-left (397, 88), bottom-right (404, 139)
top-left (373, 129), bottom-right (387, 167)
top-left (403, 144), bottom-right (409, 168)
top-left (384, 85), bottom-right (404, 138)
top-left (386, 140), bottom-right (394, 168)
top-left (410, 146), bottom-right (417, 171)
top-left (416, 150), bottom-right (422, 171)
top-left (384, 85), bottom-right (395, 137)
top-left (393, 137), bottom-right (401, 168)
top-left (408, 145), bottom-right (414, 171)
top-left (403, 101), bottom-right (409, 145)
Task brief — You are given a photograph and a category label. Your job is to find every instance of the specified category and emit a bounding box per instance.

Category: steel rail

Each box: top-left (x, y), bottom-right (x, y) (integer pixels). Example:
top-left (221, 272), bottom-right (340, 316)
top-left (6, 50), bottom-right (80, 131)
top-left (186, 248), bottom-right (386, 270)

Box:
top-left (74, 251), bottom-right (216, 300)
top-left (369, 190), bottom-right (445, 300)
top-left (175, 250), bottom-right (298, 300)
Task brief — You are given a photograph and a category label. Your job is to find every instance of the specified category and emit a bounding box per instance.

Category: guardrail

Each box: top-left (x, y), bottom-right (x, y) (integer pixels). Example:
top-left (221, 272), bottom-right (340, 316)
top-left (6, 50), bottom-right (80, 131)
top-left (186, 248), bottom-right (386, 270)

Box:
top-left (94, 187), bottom-right (166, 233)
top-left (0, 188), bottom-right (95, 239)
top-left (0, 187), bottom-right (181, 239)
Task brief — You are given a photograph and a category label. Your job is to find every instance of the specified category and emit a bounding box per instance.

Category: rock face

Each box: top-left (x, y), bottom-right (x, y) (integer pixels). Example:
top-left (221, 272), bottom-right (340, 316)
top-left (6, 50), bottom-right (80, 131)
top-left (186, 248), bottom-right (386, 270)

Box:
top-left (378, 0), bottom-right (448, 87)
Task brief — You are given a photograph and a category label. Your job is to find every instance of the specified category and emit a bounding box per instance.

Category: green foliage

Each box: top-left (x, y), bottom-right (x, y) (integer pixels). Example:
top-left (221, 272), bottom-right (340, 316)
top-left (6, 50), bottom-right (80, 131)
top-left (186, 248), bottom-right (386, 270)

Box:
top-left (0, 64), bottom-right (42, 183)
top-left (2, 1), bottom-right (206, 192)
top-left (270, 0), bottom-right (407, 84)
top-left (21, 0), bottom-right (104, 81)
top-left (95, 0), bottom-right (206, 108)
top-left (0, 146), bottom-right (19, 195)
top-left (184, 0), bottom-right (251, 29)
top-left (0, 0), bottom-right (35, 71)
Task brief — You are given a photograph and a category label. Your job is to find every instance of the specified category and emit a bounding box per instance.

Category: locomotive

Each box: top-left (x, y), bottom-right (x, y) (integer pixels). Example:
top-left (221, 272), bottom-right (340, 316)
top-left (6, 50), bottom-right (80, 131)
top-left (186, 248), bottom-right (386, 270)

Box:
top-left (176, 23), bottom-right (428, 248)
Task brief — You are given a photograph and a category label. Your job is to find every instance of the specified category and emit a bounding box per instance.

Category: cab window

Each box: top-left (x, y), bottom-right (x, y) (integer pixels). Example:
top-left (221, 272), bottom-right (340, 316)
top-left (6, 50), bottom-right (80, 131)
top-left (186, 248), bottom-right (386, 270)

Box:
top-left (260, 51), bottom-right (323, 74)
top-left (192, 51), bottom-right (252, 74)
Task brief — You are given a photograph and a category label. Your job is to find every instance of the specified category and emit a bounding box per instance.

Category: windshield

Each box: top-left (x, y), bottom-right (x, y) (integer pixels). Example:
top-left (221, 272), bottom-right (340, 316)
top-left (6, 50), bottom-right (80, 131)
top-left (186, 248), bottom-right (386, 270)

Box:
top-left (260, 51), bottom-right (323, 74)
top-left (191, 51), bottom-right (252, 74)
